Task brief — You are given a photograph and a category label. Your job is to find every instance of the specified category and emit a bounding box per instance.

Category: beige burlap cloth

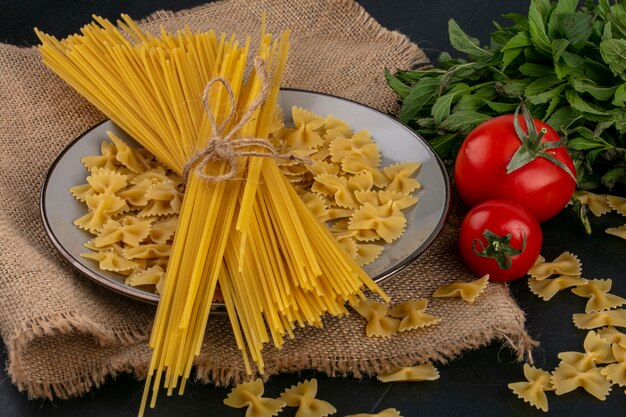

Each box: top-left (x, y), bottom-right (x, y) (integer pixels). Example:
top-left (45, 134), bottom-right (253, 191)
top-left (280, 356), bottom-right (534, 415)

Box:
top-left (0, 0), bottom-right (533, 400)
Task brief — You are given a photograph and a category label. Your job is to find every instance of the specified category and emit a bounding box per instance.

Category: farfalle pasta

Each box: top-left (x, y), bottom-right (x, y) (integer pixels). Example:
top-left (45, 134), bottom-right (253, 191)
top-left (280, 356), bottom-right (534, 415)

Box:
top-left (223, 378), bottom-right (286, 417)
top-left (432, 274), bottom-right (489, 303)
top-left (348, 202), bottom-right (407, 244)
top-left (387, 300), bottom-right (440, 331)
top-left (383, 162), bottom-right (421, 194)
top-left (551, 362), bottom-right (612, 400)
top-left (606, 225), bottom-right (626, 240)
top-left (86, 167), bottom-right (128, 194)
top-left (352, 300), bottom-right (400, 338)
top-left (74, 193), bottom-right (129, 232)
top-left (74, 107), bottom-right (422, 294)
top-left (72, 136), bottom-right (183, 294)
top-left (287, 107), bottom-right (325, 149)
top-left (597, 326), bottom-right (626, 349)
top-left (508, 364), bottom-right (554, 412)
top-left (93, 216), bottom-right (153, 248)
top-left (269, 109), bottom-right (422, 266)
top-left (557, 331), bottom-right (615, 371)
top-left (80, 249), bottom-right (138, 273)
top-left (528, 275), bottom-right (588, 301)
top-left (607, 195), bottom-right (626, 215)
top-left (528, 252), bottom-right (582, 280)
top-left (572, 191), bottom-right (611, 217)
top-left (125, 266), bottom-right (166, 294)
top-left (571, 279), bottom-right (626, 313)
top-left (376, 364), bottom-right (439, 382)
top-left (572, 309), bottom-right (626, 330)
top-left (279, 379), bottom-right (336, 417)
top-left (600, 344), bottom-right (626, 387)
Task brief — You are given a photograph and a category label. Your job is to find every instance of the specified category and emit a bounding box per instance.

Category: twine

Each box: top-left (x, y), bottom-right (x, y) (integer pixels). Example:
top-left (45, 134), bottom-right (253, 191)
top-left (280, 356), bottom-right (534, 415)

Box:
top-left (182, 57), bottom-right (311, 183)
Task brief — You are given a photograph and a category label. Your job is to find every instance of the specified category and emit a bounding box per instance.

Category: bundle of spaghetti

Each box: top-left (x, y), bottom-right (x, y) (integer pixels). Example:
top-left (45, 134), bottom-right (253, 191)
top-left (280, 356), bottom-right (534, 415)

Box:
top-left (36, 14), bottom-right (389, 415)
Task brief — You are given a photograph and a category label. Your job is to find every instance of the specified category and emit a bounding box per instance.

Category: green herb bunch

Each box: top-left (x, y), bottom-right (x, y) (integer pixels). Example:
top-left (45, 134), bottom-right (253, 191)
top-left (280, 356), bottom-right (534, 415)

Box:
top-left (386, 0), bottom-right (626, 191)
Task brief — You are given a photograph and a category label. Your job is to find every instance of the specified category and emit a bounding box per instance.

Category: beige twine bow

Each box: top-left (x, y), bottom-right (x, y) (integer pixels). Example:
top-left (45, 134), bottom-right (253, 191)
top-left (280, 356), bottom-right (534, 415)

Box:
top-left (182, 56), bottom-right (311, 183)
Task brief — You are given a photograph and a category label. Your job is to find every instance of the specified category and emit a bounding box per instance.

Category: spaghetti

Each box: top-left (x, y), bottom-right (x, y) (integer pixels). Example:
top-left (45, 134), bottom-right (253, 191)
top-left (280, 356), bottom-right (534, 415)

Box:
top-left (36, 14), bottom-right (388, 416)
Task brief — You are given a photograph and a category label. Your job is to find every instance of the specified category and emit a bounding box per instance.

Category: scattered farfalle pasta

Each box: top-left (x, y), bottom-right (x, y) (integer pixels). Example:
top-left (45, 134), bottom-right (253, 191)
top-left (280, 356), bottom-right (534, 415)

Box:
top-left (557, 331), bottom-right (615, 371)
top-left (605, 225), bottom-right (626, 241)
top-left (528, 275), bottom-right (588, 301)
top-left (432, 274), bottom-right (489, 303)
top-left (387, 300), bottom-right (440, 332)
top-left (572, 309), bottom-right (626, 330)
top-left (376, 364), bottom-right (439, 383)
top-left (223, 379), bottom-right (286, 417)
top-left (344, 409), bottom-right (403, 417)
top-left (352, 300), bottom-right (400, 338)
top-left (508, 364), bottom-right (554, 412)
top-left (279, 379), bottom-right (336, 417)
top-left (600, 344), bottom-right (626, 388)
top-left (522, 250), bottom-right (626, 409)
top-left (572, 191), bottom-right (612, 217)
top-left (551, 362), bottom-right (612, 400)
top-left (606, 195), bottom-right (626, 216)
top-left (597, 326), bottom-right (626, 349)
top-left (571, 279), bottom-right (626, 313)
top-left (528, 252), bottom-right (582, 280)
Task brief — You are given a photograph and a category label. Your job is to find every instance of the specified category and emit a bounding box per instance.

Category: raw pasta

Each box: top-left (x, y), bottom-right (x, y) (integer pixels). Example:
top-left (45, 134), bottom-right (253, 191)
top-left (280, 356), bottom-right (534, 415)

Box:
top-left (528, 252), bottom-right (581, 280)
top-left (72, 136), bottom-right (181, 294)
top-left (352, 300), bottom-right (400, 338)
top-left (600, 344), bottom-right (626, 387)
top-left (376, 364), bottom-right (439, 382)
top-left (557, 331), bottom-right (615, 371)
top-left (224, 379), bottom-right (286, 417)
top-left (80, 249), bottom-right (138, 273)
top-left (606, 225), bottom-right (626, 240)
top-left (597, 326), bottom-right (626, 349)
top-left (571, 279), bottom-right (626, 313)
top-left (508, 364), bottom-right (554, 412)
top-left (572, 309), bottom-right (626, 330)
top-left (572, 191), bottom-right (611, 217)
top-left (551, 362), bottom-right (612, 400)
top-left (387, 300), bottom-right (440, 331)
top-left (607, 195), bottom-right (626, 216)
top-left (528, 275), bottom-right (588, 301)
top-left (39, 16), bottom-right (391, 415)
top-left (279, 379), bottom-right (337, 417)
top-left (432, 274), bottom-right (489, 303)
top-left (344, 409), bottom-right (402, 417)
top-left (272, 109), bottom-right (421, 263)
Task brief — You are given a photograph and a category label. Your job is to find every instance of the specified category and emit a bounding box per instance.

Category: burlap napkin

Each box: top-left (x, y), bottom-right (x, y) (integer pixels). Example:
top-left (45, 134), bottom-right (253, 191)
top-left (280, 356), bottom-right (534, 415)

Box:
top-left (0, 0), bottom-right (533, 400)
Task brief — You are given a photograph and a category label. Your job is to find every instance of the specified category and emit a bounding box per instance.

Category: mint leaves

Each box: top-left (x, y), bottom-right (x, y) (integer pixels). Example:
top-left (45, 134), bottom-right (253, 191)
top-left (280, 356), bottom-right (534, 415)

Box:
top-left (386, 0), bottom-right (626, 191)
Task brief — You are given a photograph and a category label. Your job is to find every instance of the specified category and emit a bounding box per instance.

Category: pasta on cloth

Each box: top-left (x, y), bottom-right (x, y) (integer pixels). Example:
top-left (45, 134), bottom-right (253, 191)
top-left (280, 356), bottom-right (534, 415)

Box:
top-left (0, 0), bottom-right (532, 400)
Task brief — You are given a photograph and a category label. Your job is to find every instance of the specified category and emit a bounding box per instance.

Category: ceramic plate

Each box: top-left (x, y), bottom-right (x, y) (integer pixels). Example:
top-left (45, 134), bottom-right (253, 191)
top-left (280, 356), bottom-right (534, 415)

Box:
top-left (41, 89), bottom-right (451, 305)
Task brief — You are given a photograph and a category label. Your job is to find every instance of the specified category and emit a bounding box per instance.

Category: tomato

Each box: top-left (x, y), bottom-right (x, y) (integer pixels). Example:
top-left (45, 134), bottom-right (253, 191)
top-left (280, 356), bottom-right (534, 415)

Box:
top-left (459, 200), bottom-right (542, 282)
top-left (454, 106), bottom-right (576, 222)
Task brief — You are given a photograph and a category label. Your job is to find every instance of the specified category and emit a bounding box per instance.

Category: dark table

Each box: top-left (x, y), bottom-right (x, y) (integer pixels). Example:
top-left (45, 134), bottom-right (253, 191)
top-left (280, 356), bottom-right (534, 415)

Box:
top-left (1, 1), bottom-right (625, 416)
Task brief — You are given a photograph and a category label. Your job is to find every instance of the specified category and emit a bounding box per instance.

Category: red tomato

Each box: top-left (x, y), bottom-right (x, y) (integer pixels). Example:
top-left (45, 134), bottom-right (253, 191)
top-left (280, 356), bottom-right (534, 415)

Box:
top-left (459, 200), bottom-right (542, 282)
top-left (454, 110), bottom-right (576, 222)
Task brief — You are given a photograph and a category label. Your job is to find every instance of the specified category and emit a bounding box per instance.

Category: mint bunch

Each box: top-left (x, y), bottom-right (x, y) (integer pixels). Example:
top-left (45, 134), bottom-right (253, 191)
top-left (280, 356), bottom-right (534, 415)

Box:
top-left (386, 0), bottom-right (626, 191)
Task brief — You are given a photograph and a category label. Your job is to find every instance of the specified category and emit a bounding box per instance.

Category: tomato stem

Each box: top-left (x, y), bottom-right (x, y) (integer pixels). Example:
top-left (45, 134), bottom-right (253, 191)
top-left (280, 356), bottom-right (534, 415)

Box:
top-left (471, 228), bottom-right (526, 270)
top-left (506, 102), bottom-right (576, 182)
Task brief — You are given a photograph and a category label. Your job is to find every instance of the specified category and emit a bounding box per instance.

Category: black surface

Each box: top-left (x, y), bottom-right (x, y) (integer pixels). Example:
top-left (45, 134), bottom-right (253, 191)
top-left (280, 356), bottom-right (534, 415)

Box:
top-left (1, 1), bottom-right (625, 416)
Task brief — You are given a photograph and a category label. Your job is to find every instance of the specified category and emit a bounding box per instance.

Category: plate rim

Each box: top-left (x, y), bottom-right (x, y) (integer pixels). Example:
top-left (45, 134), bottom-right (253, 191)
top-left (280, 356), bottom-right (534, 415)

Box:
top-left (40, 87), bottom-right (451, 305)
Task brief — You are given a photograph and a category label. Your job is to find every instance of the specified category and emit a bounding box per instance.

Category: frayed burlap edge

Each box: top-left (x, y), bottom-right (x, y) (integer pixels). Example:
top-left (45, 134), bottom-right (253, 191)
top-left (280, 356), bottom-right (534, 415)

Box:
top-left (7, 311), bottom-right (150, 400)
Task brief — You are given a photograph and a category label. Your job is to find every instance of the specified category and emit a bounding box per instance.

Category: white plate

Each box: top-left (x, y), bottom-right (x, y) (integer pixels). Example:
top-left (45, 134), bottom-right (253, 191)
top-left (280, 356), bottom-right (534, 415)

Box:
top-left (41, 89), bottom-right (451, 305)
